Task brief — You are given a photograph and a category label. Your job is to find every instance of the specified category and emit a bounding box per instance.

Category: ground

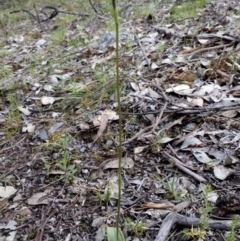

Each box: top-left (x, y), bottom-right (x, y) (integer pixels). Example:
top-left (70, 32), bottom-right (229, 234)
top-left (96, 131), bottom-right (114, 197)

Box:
top-left (1, 0), bottom-right (240, 240)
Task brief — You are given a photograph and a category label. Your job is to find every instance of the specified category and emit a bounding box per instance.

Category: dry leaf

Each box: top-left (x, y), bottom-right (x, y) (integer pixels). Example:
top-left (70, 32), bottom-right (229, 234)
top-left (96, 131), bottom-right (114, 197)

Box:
top-left (27, 192), bottom-right (49, 205)
top-left (0, 186), bottom-right (17, 199)
top-left (134, 146), bottom-right (146, 154)
top-left (213, 165), bottom-right (235, 180)
top-left (18, 106), bottom-right (31, 115)
top-left (180, 137), bottom-right (203, 149)
top-left (192, 150), bottom-right (213, 163)
top-left (93, 113), bottom-right (108, 143)
top-left (103, 157), bottom-right (134, 169)
top-left (41, 96), bottom-right (55, 105)
top-left (187, 97), bottom-right (203, 107)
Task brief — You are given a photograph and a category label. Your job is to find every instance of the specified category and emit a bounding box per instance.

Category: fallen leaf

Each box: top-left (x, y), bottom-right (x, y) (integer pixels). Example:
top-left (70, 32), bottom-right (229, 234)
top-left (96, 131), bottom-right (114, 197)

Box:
top-left (134, 146), bottom-right (146, 154)
top-left (18, 106), bottom-right (31, 115)
top-left (0, 186), bottom-right (17, 199)
top-left (187, 97), bottom-right (203, 107)
top-left (27, 192), bottom-right (49, 205)
top-left (0, 220), bottom-right (17, 230)
top-left (166, 84), bottom-right (190, 93)
top-left (103, 157), bottom-right (134, 169)
top-left (192, 150), bottom-right (213, 163)
top-left (93, 109), bottom-right (119, 126)
top-left (92, 217), bottom-right (106, 228)
top-left (93, 113), bottom-right (108, 143)
top-left (95, 224), bottom-right (106, 241)
top-left (213, 165), bottom-right (235, 180)
top-left (221, 110), bottom-right (237, 118)
top-left (180, 137), bottom-right (203, 149)
top-left (41, 96), bottom-right (55, 105)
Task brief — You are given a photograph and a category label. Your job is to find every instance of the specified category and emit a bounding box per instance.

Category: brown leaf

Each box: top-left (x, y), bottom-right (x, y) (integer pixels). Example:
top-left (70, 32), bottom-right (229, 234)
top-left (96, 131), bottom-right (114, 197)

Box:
top-left (93, 113), bottom-right (108, 143)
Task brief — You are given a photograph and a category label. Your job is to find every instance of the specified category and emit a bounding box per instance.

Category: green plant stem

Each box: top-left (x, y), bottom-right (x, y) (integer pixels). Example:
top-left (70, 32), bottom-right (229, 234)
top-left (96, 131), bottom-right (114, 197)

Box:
top-left (111, 0), bottom-right (122, 240)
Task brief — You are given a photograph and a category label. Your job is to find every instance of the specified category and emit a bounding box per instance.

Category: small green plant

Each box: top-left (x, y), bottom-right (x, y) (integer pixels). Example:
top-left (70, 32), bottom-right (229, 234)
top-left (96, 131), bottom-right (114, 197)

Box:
top-left (167, 176), bottom-right (177, 199)
top-left (182, 184), bottom-right (213, 240)
top-left (55, 150), bottom-right (77, 184)
top-left (170, 0), bottom-right (207, 20)
top-left (200, 184), bottom-right (213, 231)
top-left (0, 65), bottom-right (12, 78)
top-left (157, 40), bottom-right (166, 55)
top-left (16, 214), bottom-right (26, 222)
top-left (42, 158), bottom-right (51, 176)
top-left (226, 217), bottom-right (239, 241)
top-left (96, 180), bottom-right (111, 206)
top-left (126, 218), bottom-right (145, 237)
top-left (0, 177), bottom-right (11, 187)
top-left (134, 3), bottom-right (156, 18)
top-left (183, 226), bottom-right (206, 240)
top-left (51, 24), bottom-right (66, 45)
top-left (4, 92), bottom-right (21, 138)
top-left (163, 175), bottom-right (185, 200)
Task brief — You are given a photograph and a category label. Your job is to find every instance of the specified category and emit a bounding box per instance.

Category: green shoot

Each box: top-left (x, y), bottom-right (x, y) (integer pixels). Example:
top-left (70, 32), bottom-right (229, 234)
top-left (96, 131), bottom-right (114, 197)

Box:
top-left (126, 218), bottom-right (145, 236)
top-left (226, 217), bottom-right (239, 241)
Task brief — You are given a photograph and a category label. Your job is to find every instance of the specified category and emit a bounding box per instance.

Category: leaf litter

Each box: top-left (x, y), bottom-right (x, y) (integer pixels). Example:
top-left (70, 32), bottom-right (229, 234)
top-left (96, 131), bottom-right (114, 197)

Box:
top-left (1, 0), bottom-right (240, 240)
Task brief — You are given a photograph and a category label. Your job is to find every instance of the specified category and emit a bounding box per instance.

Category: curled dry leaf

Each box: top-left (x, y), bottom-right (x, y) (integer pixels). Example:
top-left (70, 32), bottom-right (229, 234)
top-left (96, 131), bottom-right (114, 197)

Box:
top-left (213, 165), bottom-right (235, 180)
top-left (103, 157), bottom-right (134, 170)
top-left (192, 150), bottom-right (214, 163)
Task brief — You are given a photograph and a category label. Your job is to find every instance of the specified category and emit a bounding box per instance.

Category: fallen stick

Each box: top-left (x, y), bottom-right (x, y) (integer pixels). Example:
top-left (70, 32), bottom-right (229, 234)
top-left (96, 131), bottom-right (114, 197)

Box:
top-left (154, 212), bottom-right (240, 241)
top-left (163, 151), bottom-right (207, 183)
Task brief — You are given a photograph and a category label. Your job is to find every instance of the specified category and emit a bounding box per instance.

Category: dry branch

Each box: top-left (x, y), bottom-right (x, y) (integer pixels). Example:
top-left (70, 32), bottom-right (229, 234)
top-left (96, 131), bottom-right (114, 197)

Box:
top-left (154, 212), bottom-right (240, 241)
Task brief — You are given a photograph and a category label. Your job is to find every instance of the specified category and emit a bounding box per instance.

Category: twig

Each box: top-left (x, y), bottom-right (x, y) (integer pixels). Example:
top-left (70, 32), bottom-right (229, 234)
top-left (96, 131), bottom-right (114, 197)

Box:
top-left (33, 3), bottom-right (43, 31)
top-left (123, 101), bottom-right (240, 115)
top-left (134, 33), bottom-right (151, 70)
top-left (182, 43), bottom-right (233, 55)
top-left (163, 151), bottom-right (207, 182)
top-left (153, 102), bottom-right (168, 131)
top-left (35, 208), bottom-right (58, 241)
top-left (154, 212), bottom-right (240, 241)
top-left (122, 113), bottom-right (170, 145)
top-left (88, 0), bottom-right (99, 14)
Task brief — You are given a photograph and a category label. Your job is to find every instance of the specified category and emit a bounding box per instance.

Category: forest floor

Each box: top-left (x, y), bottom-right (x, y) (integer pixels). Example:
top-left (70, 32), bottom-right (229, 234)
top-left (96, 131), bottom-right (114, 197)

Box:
top-left (1, 0), bottom-right (240, 240)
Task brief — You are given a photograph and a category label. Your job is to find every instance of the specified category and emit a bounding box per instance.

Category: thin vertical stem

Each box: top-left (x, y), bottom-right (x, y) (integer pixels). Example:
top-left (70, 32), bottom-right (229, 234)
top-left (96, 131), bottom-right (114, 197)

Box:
top-left (111, 1), bottom-right (122, 240)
